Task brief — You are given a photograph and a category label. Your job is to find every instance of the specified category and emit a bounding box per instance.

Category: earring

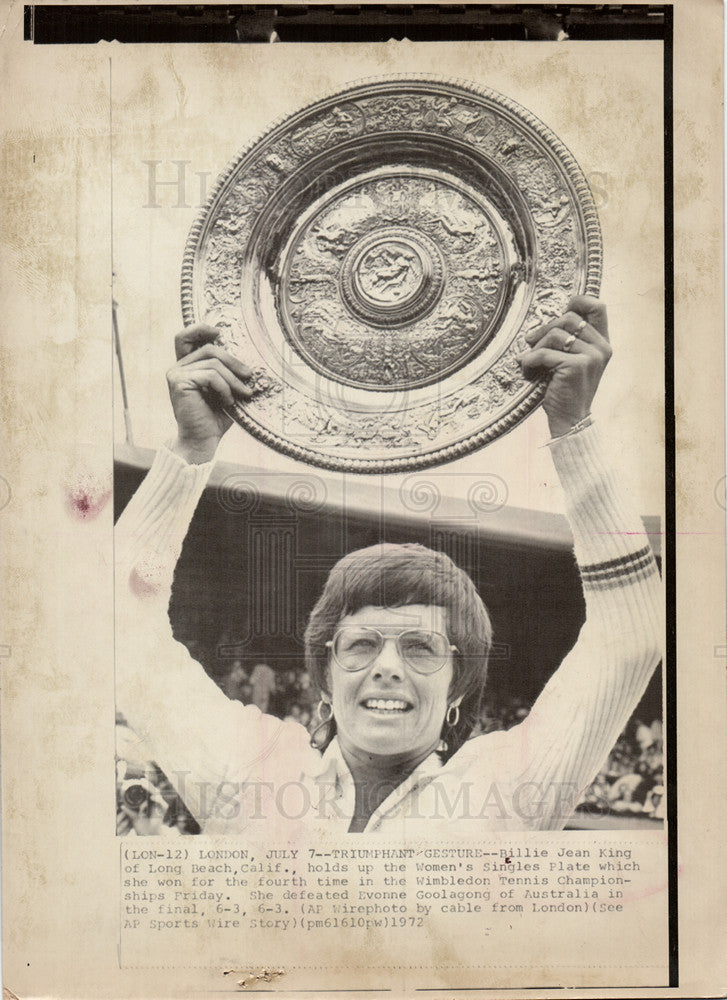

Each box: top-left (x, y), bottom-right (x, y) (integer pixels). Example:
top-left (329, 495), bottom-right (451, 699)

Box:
top-left (446, 703), bottom-right (460, 728)
top-left (310, 698), bottom-right (334, 749)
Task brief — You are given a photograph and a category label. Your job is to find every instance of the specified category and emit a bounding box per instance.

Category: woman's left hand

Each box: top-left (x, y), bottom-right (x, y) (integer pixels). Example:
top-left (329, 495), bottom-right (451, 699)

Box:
top-left (518, 295), bottom-right (612, 438)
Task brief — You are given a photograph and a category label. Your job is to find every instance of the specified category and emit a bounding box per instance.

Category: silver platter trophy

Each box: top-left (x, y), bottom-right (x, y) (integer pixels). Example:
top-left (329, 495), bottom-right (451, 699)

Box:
top-left (181, 77), bottom-right (601, 473)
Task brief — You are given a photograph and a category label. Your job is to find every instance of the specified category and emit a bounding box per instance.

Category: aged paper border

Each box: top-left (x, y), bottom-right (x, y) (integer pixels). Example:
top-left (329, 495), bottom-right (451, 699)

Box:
top-left (0, 0), bottom-right (724, 997)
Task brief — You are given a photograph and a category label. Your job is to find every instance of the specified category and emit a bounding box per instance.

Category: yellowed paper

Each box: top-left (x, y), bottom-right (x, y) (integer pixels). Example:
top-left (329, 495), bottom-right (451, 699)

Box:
top-left (1, 2), bottom-right (724, 997)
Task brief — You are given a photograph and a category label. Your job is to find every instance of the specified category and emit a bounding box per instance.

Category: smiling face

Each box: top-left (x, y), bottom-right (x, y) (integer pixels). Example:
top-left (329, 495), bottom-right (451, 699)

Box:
top-left (328, 604), bottom-right (456, 762)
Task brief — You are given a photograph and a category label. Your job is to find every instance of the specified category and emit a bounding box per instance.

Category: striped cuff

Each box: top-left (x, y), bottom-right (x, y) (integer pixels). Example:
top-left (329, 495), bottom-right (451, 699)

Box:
top-left (579, 545), bottom-right (659, 592)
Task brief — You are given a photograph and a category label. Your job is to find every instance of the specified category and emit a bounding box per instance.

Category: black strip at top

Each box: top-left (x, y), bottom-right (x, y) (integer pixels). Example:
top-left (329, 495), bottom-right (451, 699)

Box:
top-left (25, 4), bottom-right (667, 45)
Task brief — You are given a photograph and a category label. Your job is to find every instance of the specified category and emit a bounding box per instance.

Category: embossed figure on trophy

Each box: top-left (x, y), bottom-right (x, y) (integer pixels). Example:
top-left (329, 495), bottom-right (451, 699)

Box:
top-left (411, 95), bottom-right (485, 139)
top-left (452, 226), bottom-right (504, 298)
top-left (286, 277), bottom-right (334, 308)
top-left (438, 213), bottom-right (480, 242)
top-left (359, 246), bottom-right (420, 300)
top-left (433, 296), bottom-right (484, 340)
top-left (236, 179), bottom-right (269, 211)
top-left (462, 111), bottom-right (497, 145)
top-left (372, 176), bottom-right (421, 221)
top-left (264, 152), bottom-right (291, 176)
top-left (533, 287), bottom-right (570, 325)
top-left (312, 221), bottom-right (353, 258)
top-left (532, 190), bottom-right (572, 229)
top-left (290, 103), bottom-right (365, 156)
top-left (498, 137), bottom-right (521, 157)
top-left (299, 300), bottom-right (341, 343)
top-left (364, 95), bottom-right (430, 130)
top-left (300, 309), bottom-right (372, 384)
top-left (445, 105), bottom-right (487, 139)
top-left (453, 263), bottom-right (503, 299)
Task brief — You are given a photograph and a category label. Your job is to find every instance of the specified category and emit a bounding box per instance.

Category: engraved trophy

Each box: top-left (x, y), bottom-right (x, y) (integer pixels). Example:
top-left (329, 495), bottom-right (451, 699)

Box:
top-left (182, 77), bottom-right (601, 472)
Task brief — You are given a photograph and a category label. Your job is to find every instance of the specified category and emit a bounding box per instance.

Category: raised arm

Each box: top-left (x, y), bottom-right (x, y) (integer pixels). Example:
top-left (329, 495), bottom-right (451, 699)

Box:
top-left (509, 298), bottom-right (663, 829)
top-left (115, 327), bottom-right (308, 828)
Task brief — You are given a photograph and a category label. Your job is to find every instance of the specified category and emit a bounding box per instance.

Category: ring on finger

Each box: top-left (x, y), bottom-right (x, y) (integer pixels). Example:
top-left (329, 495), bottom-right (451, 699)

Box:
top-left (562, 333), bottom-right (577, 352)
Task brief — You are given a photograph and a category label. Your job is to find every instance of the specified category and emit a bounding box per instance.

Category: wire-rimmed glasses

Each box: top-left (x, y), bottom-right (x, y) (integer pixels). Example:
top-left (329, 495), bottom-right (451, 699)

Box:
top-left (326, 626), bottom-right (457, 675)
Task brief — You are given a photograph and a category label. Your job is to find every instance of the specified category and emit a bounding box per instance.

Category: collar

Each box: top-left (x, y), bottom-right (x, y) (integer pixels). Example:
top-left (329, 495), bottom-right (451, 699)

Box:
top-left (304, 737), bottom-right (445, 830)
top-left (305, 737), bottom-right (444, 779)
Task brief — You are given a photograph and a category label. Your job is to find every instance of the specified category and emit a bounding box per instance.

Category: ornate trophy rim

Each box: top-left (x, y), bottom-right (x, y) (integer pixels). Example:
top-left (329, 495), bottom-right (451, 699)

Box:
top-left (181, 74), bottom-right (602, 473)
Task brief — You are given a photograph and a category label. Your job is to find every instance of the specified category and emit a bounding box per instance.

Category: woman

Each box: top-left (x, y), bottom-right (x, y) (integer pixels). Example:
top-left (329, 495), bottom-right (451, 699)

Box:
top-left (116, 296), bottom-right (662, 835)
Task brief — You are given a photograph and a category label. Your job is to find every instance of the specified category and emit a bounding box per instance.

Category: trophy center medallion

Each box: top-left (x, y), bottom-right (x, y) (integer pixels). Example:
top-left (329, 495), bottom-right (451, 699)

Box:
top-left (356, 240), bottom-right (425, 305)
top-left (342, 229), bottom-right (444, 327)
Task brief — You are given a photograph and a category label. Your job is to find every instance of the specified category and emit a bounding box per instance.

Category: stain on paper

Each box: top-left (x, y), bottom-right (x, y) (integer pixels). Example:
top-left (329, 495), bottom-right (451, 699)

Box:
top-left (64, 466), bottom-right (111, 520)
top-left (223, 966), bottom-right (285, 990)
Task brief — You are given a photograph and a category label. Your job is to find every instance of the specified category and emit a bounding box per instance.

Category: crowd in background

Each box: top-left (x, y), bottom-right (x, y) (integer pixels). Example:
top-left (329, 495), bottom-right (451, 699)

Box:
top-left (220, 659), bottom-right (315, 728)
top-left (576, 717), bottom-right (665, 819)
top-left (116, 659), bottom-right (664, 834)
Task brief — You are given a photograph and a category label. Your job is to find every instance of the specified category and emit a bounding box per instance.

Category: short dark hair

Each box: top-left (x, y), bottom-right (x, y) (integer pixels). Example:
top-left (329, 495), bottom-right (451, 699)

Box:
top-left (304, 542), bottom-right (492, 758)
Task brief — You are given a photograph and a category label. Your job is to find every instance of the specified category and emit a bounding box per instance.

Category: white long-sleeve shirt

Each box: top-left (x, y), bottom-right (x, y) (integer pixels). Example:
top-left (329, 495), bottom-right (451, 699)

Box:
top-left (115, 424), bottom-right (662, 837)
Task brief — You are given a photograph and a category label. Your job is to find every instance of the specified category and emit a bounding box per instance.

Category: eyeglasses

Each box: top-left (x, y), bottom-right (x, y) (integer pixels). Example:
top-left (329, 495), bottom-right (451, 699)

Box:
top-left (326, 626), bottom-right (457, 675)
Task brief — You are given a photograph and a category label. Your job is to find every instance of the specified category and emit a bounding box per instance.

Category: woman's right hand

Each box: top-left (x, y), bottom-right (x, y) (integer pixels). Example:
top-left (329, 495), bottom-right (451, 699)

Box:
top-left (166, 325), bottom-right (253, 464)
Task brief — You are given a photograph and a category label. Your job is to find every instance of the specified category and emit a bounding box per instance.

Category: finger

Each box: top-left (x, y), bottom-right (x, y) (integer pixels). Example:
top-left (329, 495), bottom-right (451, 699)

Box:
top-left (519, 346), bottom-right (586, 377)
top-left (565, 296), bottom-right (609, 341)
top-left (189, 369), bottom-right (238, 409)
top-left (174, 324), bottom-right (223, 361)
top-left (177, 343), bottom-right (252, 381)
top-left (525, 311), bottom-right (604, 350)
top-left (169, 365), bottom-right (237, 408)
top-left (173, 358), bottom-right (253, 400)
top-left (529, 327), bottom-right (596, 356)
